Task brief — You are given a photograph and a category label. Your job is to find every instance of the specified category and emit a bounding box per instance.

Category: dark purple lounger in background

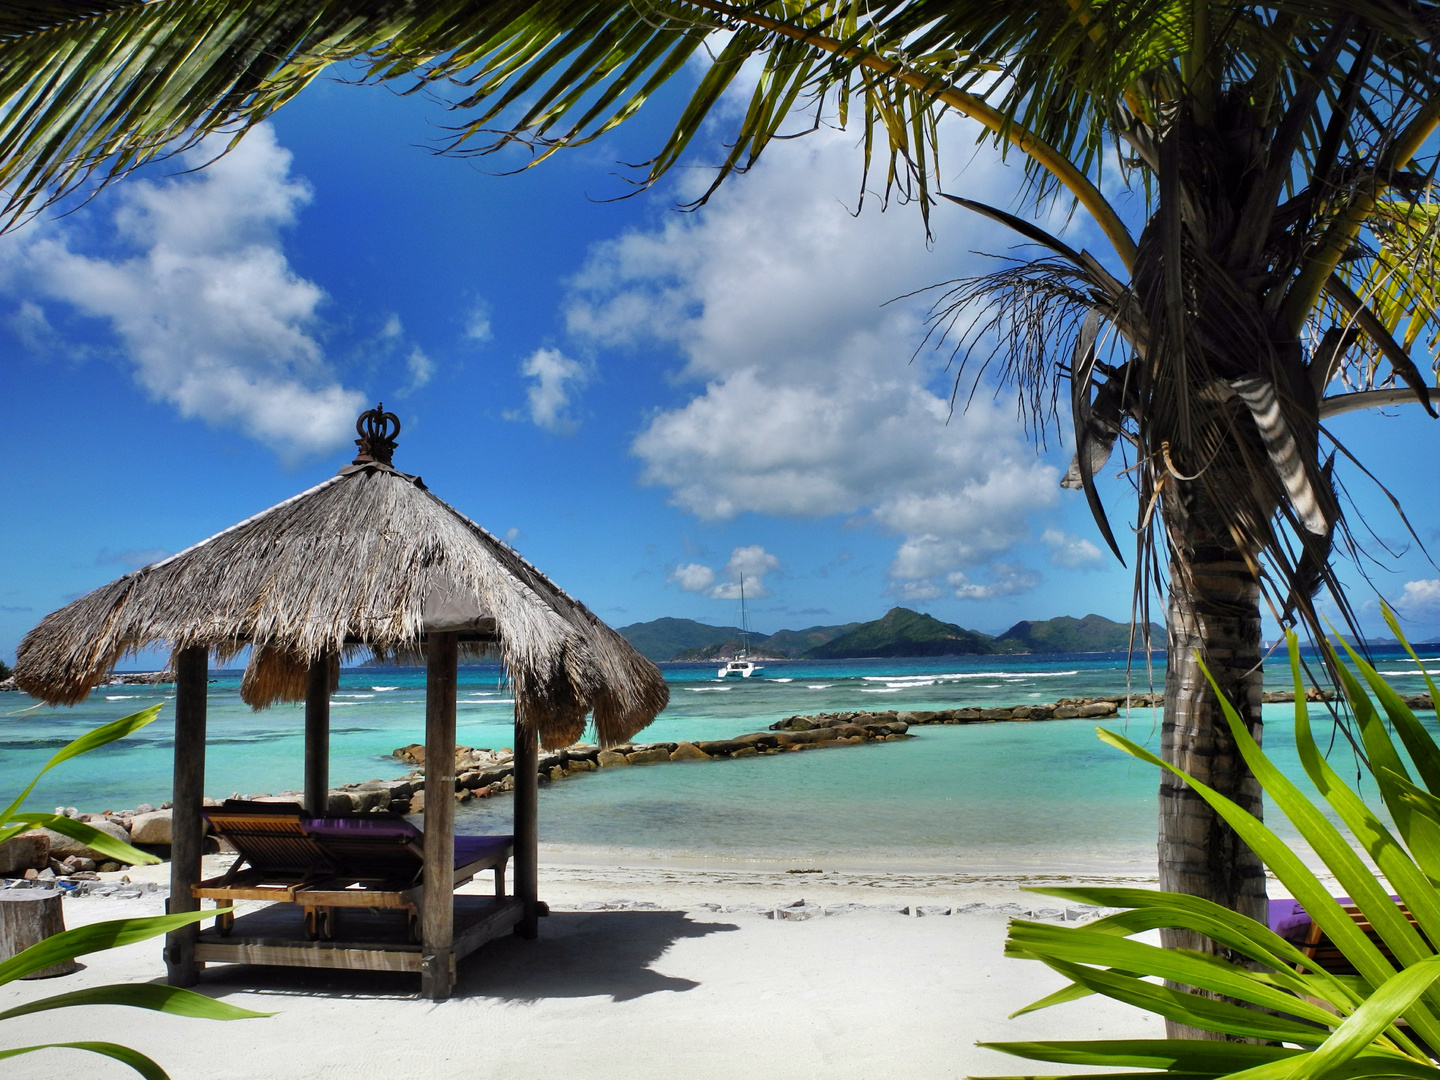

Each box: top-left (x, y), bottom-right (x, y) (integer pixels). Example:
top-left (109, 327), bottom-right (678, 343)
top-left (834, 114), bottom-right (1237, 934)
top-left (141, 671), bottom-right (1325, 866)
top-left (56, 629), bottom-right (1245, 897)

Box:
top-left (302, 814), bottom-right (512, 869)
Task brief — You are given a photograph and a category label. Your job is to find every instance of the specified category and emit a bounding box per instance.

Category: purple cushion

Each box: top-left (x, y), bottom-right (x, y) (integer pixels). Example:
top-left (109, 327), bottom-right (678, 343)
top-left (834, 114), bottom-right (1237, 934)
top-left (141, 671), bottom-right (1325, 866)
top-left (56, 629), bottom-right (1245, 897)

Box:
top-left (455, 835), bottom-right (512, 866)
top-left (304, 816), bottom-right (421, 843)
top-left (1269, 899), bottom-right (1312, 941)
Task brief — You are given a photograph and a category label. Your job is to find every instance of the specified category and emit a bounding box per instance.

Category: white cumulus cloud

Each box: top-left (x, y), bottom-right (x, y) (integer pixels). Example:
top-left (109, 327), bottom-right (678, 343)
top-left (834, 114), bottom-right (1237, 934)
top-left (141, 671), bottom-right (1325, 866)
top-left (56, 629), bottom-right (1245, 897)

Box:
top-left (947, 564), bottom-right (1042, 601)
top-left (667, 545), bottom-right (780, 599)
top-left (1394, 579), bottom-right (1440, 624)
top-left (567, 119), bottom-right (1061, 595)
top-left (515, 347), bottom-right (589, 433)
top-left (0, 124), bottom-right (365, 459)
top-left (1042, 528), bottom-right (1106, 569)
top-left (669, 562), bottom-right (717, 593)
top-left (711, 544), bottom-right (781, 600)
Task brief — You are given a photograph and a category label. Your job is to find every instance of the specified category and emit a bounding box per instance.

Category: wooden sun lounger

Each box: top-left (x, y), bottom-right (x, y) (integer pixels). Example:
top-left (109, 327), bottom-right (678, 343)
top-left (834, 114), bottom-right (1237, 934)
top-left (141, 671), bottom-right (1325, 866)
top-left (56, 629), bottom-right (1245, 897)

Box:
top-left (195, 802), bottom-right (513, 941)
top-left (1296, 900), bottom-right (1424, 977)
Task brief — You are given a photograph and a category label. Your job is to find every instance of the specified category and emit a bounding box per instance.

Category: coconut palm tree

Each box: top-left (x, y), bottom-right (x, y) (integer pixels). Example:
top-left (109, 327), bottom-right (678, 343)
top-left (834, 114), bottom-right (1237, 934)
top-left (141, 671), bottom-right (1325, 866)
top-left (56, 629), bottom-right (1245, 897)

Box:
top-left (2, 3), bottom-right (1436, 1031)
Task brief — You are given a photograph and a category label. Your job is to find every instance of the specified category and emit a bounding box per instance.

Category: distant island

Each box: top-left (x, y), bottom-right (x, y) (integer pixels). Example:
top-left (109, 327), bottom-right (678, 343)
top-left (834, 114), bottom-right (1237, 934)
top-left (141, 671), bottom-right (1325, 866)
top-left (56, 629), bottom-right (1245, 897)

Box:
top-left (615, 607), bottom-right (1164, 663)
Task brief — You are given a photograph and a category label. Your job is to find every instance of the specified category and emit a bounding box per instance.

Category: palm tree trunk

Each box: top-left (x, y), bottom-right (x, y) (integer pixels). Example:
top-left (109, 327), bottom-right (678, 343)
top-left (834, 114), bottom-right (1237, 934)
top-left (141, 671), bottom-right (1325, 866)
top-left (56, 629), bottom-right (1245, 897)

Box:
top-left (1159, 479), bottom-right (1268, 1040)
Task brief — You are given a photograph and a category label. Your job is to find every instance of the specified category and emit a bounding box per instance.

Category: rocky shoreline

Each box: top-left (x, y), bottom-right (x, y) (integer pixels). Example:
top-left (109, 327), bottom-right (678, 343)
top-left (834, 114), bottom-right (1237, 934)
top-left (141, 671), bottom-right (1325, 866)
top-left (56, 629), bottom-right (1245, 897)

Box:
top-left (4, 683), bottom-right (1430, 887)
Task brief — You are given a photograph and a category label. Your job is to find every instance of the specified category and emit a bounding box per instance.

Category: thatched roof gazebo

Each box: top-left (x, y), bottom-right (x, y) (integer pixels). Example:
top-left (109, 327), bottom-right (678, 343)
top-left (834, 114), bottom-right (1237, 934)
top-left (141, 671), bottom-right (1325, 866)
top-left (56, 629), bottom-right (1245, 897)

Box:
top-left (15, 405), bottom-right (668, 999)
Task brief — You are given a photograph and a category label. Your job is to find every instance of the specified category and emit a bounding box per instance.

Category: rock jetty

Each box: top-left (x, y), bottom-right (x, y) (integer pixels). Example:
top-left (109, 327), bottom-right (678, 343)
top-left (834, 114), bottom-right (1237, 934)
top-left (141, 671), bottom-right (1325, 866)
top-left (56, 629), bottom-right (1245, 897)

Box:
top-left (0, 718), bottom-right (915, 881)
top-left (385, 716), bottom-right (914, 813)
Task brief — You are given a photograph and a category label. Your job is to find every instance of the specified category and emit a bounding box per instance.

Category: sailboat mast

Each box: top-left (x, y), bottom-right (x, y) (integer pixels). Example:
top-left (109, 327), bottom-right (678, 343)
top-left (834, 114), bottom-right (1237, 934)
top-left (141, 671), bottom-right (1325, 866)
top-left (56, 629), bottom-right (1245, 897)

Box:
top-left (739, 576), bottom-right (749, 659)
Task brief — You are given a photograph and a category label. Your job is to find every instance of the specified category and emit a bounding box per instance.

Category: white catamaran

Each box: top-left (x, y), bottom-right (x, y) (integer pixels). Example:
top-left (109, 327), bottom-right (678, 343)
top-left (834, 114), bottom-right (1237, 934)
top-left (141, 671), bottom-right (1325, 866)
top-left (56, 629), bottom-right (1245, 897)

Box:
top-left (717, 577), bottom-right (763, 678)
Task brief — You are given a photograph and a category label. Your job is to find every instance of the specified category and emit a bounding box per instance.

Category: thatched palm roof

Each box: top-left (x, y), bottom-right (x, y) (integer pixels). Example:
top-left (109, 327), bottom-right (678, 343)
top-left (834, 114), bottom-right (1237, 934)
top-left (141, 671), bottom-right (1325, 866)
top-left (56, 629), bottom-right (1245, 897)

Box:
top-left (15, 418), bottom-right (668, 749)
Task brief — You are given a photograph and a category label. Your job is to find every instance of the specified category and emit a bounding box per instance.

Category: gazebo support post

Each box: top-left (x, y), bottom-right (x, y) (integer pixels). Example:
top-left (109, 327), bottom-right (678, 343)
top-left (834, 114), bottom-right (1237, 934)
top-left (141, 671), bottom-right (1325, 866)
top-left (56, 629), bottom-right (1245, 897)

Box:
top-left (303, 654), bottom-right (332, 816)
top-left (420, 631), bottom-right (457, 1001)
top-left (513, 716), bottom-right (539, 940)
top-left (165, 645), bottom-right (208, 987)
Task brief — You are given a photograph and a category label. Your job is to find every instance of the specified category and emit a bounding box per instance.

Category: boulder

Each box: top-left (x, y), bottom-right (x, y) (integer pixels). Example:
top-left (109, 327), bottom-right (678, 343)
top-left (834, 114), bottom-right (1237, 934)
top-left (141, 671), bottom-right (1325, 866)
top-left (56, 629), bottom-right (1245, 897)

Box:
top-left (626, 747), bottom-right (671, 765)
top-left (731, 746), bottom-right (759, 758)
top-left (394, 743), bottom-right (426, 766)
top-left (408, 790), bottom-right (426, 815)
top-left (695, 739), bottom-right (750, 756)
top-left (1052, 706), bottom-right (1081, 719)
top-left (669, 742), bottom-right (711, 762)
top-left (0, 831), bottom-right (49, 875)
top-left (43, 817), bottom-right (133, 863)
top-left (980, 708), bottom-right (1013, 720)
top-left (597, 750), bottom-right (630, 767)
top-left (129, 810), bottom-right (172, 845)
top-left (1077, 702), bottom-right (1118, 718)
top-left (566, 759), bottom-right (598, 773)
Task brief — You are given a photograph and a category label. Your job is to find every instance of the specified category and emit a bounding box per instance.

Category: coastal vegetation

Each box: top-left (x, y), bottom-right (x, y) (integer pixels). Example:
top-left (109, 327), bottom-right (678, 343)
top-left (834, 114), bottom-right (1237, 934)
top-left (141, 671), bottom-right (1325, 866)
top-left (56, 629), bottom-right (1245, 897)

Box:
top-left (0, 706), bottom-right (264, 1077)
top-left (1, 0), bottom-right (1436, 1037)
top-left (982, 622), bottom-right (1439, 1080)
top-left (624, 609), bottom-right (1162, 662)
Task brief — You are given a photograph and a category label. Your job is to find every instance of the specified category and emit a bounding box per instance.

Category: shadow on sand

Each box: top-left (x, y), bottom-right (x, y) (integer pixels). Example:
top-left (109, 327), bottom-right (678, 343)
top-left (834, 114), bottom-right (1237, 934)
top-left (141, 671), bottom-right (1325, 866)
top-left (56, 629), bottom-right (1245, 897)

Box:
top-left (182, 910), bottom-right (739, 1003)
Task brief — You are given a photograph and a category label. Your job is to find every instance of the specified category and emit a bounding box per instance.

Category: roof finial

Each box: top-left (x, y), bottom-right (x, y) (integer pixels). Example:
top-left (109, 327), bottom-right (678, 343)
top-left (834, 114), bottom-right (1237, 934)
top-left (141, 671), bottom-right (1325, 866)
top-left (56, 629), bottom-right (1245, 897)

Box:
top-left (353, 403), bottom-right (400, 466)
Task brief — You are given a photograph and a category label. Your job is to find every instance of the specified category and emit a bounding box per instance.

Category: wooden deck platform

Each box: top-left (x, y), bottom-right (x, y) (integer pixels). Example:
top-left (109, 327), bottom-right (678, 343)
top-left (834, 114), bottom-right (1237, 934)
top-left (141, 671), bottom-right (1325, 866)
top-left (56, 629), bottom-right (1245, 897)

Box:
top-left (193, 895), bottom-right (525, 974)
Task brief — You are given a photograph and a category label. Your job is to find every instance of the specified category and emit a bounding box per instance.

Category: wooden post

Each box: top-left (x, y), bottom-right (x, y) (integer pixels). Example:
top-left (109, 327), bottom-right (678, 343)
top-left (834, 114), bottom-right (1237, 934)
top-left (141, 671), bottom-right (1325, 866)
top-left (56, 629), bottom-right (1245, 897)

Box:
top-left (165, 645), bottom-right (207, 986)
top-left (0, 891), bottom-right (79, 977)
top-left (513, 714), bottom-right (539, 940)
top-left (420, 631), bottom-right (457, 1001)
top-left (304, 654), bottom-right (332, 817)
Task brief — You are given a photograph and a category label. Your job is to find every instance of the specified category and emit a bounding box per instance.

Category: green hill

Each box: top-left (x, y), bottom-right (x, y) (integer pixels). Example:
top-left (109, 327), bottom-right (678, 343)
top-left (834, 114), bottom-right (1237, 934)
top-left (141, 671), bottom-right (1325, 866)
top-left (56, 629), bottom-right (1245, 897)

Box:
top-left (803, 607), bottom-right (1015, 659)
top-left (997, 614), bottom-right (1164, 653)
top-left (669, 622), bottom-right (861, 661)
top-left (758, 623), bottom-right (862, 656)
top-left (615, 617), bottom-right (748, 663)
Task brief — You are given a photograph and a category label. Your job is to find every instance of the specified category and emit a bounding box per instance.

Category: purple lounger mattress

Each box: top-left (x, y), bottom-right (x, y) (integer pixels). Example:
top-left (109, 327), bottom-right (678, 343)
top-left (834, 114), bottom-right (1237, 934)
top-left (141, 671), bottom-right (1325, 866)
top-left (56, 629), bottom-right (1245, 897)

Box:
top-left (1267, 895), bottom-right (1401, 945)
top-left (302, 815), bottom-right (511, 867)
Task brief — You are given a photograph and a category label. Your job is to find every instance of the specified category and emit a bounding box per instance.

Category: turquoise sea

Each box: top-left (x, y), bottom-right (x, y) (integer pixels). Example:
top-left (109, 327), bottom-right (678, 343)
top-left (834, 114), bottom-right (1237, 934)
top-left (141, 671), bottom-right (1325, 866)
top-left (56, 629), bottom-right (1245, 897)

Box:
top-left (3, 649), bottom-right (1434, 871)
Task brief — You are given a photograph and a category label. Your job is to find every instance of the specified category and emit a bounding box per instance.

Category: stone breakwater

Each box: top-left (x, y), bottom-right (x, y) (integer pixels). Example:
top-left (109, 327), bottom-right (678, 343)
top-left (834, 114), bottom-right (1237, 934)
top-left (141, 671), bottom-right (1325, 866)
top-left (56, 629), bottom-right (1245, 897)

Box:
top-left (768, 687), bottom-right (1432, 730)
top-left (384, 716), bottom-right (914, 814)
top-left (0, 719), bottom-right (913, 879)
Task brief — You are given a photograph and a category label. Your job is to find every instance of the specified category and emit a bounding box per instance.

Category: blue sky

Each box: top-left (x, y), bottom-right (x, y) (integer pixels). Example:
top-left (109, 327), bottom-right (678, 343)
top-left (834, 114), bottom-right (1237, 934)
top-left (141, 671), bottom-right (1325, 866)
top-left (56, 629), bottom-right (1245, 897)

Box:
top-left (3, 68), bottom-right (1436, 664)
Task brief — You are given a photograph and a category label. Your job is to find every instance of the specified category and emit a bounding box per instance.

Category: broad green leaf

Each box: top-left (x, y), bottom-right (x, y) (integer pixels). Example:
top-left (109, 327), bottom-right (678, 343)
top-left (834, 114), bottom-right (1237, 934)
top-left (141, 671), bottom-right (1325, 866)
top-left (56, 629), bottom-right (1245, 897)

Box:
top-left (1097, 728), bottom-right (1396, 985)
top-left (1326, 640), bottom-right (1424, 847)
top-left (975, 1039), bottom-right (1303, 1070)
top-left (1035, 957), bottom-right (1333, 1044)
top-left (1096, 727), bottom-right (1438, 1050)
top-left (0, 1040), bottom-right (168, 1079)
top-left (0, 909), bottom-right (214, 986)
top-left (0, 705), bottom-right (161, 822)
top-left (1382, 604), bottom-right (1439, 722)
top-left (0, 981), bottom-right (271, 1023)
top-left (9, 812), bottom-right (159, 866)
top-left (1281, 636), bottom-right (1438, 945)
top-left (1005, 920), bottom-right (1341, 1025)
top-left (1341, 636), bottom-right (1439, 796)
top-left (1293, 958), bottom-right (1439, 1080)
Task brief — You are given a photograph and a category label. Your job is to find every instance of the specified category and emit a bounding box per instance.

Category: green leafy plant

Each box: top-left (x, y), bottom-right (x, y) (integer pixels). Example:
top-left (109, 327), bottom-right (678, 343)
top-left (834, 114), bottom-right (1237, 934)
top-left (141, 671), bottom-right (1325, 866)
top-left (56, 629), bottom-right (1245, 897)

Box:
top-left (2, 705), bottom-right (267, 1077)
top-left (980, 612), bottom-right (1438, 1080)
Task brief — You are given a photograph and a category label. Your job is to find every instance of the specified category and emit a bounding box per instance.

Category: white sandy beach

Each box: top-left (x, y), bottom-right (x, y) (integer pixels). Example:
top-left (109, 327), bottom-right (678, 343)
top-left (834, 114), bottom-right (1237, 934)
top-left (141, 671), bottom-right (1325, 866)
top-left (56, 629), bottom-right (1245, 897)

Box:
top-left (2, 853), bottom-right (1176, 1080)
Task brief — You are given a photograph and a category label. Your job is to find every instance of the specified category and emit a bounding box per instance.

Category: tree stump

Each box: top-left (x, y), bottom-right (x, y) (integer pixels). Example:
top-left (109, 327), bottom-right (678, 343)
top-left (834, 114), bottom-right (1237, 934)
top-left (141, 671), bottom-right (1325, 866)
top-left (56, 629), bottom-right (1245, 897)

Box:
top-left (0, 890), bottom-right (80, 978)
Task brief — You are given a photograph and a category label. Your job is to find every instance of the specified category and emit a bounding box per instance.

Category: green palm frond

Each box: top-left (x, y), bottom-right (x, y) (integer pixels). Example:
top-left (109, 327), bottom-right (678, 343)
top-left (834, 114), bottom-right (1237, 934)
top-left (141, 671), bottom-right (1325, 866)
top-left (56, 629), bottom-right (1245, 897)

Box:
top-left (977, 628), bottom-right (1440, 1080)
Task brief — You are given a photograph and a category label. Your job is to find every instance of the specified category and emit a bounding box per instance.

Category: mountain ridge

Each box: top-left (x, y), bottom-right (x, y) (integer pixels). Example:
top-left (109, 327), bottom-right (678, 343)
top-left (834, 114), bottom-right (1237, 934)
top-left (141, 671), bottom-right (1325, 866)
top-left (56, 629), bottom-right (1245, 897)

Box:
top-left (616, 609), bottom-right (1167, 662)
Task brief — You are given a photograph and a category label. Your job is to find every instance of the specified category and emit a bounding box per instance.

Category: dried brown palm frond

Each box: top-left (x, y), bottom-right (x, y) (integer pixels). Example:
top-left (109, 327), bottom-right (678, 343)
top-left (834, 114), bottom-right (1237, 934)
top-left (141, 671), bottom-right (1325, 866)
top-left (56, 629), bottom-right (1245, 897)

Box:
top-left (14, 459), bottom-right (668, 750)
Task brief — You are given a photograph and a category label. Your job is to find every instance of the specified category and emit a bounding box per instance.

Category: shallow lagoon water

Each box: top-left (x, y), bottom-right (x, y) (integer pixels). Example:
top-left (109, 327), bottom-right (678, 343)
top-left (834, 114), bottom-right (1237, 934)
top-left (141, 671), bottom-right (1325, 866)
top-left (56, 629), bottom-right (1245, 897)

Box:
top-left (3, 649), bottom-right (1433, 869)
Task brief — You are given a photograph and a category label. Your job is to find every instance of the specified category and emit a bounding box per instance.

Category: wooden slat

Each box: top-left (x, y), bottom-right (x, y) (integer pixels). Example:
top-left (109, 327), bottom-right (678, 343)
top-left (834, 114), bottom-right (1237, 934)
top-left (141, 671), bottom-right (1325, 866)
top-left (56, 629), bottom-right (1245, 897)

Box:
top-left (194, 941), bottom-right (422, 973)
top-left (454, 898), bottom-right (525, 963)
top-left (165, 645), bottom-right (207, 987)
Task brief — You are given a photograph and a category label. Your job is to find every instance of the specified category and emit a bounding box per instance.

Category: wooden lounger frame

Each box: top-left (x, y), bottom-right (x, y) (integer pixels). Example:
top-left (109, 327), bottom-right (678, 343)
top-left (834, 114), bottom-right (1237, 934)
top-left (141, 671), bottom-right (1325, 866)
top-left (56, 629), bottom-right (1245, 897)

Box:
top-left (194, 835), bottom-right (512, 941)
